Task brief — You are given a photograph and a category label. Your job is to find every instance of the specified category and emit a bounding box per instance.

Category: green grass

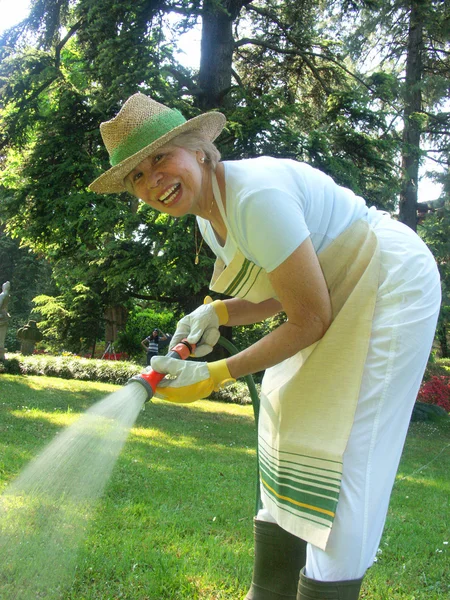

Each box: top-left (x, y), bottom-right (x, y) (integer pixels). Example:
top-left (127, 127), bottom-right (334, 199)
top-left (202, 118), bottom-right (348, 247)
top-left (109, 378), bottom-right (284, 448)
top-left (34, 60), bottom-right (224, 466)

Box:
top-left (1, 374), bottom-right (449, 599)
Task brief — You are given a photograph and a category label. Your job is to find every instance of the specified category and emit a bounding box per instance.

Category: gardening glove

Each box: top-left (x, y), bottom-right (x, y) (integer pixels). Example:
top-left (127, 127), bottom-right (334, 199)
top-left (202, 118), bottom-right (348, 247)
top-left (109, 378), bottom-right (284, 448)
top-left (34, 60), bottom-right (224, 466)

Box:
top-left (169, 296), bottom-right (229, 358)
top-left (150, 355), bottom-right (235, 403)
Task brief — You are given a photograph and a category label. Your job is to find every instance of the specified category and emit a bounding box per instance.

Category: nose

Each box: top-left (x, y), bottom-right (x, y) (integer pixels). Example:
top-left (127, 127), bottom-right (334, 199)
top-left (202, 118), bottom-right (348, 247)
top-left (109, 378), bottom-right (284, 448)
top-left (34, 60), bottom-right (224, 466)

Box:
top-left (148, 167), bottom-right (163, 189)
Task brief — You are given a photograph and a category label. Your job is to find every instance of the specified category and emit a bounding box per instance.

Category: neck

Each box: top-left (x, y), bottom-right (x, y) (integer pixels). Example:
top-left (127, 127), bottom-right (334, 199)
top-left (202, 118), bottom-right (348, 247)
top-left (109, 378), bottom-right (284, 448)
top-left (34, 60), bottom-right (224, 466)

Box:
top-left (194, 162), bottom-right (227, 241)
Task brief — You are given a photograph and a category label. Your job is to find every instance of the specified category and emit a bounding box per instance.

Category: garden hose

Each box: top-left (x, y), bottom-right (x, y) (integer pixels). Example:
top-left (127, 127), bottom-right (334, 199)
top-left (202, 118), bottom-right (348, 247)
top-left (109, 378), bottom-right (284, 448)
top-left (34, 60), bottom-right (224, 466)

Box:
top-left (218, 335), bottom-right (262, 516)
top-left (129, 335), bottom-right (262, 516)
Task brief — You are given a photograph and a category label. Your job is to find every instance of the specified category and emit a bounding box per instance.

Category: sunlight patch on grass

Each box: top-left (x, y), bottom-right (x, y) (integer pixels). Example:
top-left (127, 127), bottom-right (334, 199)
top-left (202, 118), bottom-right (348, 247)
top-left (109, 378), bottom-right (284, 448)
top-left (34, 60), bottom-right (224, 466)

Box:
top-left (151, 397), bottom-right (255, 419)
top-left (1, 374), bottom-right (118, 394)
top-left (130, 427), bottom-right (198, 448)
top-left (9, 408), bottom-right (79, 427)
top-left (130, 426), bottom-right (256, 457)
top-left (396, 475), bottom-right (450, 490)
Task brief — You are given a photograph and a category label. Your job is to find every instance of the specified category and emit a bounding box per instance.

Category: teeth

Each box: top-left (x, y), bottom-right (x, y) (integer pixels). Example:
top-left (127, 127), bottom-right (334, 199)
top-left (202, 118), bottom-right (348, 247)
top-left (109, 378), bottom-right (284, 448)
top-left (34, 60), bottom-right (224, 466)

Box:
top-left (159, 184), bottom-right (180, 204)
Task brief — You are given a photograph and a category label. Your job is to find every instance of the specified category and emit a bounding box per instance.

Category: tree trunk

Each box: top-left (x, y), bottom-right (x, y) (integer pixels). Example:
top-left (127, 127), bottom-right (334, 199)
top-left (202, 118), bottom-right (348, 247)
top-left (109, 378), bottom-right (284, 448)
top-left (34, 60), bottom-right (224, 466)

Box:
top-left (437, 320), bottom-right (449, 358)
top-left (198, 0), bottom-right (252, 110)
top-left (399, 0), bottom-right (424, 231)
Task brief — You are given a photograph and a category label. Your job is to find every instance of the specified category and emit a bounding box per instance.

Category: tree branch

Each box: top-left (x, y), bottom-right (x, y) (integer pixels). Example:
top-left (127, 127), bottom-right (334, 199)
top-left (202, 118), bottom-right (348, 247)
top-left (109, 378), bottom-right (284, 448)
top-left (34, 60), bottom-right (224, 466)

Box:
top-left (55, 20), bottom-right (82, 68)
top-left (129, 292), bottom-right (183, 303)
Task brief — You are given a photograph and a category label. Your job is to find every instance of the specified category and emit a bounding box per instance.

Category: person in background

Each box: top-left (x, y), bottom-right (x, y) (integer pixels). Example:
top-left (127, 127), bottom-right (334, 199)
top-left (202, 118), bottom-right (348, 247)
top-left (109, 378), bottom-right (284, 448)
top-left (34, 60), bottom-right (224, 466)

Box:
top-left (89, 93), bottom-right (441, 600)
top-left (141, 328), bottom-right (168, 366)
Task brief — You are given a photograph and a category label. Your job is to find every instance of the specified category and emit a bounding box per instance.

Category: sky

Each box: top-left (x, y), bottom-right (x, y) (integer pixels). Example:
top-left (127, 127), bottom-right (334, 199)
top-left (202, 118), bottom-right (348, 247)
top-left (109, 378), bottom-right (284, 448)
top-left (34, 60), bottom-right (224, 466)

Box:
top-left (0, 0), bottom-right (443, 203)
top-left (0, 0), bottom-right (30, 31)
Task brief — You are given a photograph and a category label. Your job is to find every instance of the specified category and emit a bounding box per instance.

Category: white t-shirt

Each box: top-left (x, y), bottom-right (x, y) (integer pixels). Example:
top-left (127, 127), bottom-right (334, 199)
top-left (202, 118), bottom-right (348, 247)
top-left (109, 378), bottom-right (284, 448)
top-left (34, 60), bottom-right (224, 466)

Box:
top-left (198, 157), bottom-right (370, 273)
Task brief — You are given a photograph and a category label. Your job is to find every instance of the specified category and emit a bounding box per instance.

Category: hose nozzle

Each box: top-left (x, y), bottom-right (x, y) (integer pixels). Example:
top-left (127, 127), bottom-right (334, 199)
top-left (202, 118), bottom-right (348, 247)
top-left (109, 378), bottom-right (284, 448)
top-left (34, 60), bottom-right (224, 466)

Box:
top-left (127, 339), bottom-right (194, 402)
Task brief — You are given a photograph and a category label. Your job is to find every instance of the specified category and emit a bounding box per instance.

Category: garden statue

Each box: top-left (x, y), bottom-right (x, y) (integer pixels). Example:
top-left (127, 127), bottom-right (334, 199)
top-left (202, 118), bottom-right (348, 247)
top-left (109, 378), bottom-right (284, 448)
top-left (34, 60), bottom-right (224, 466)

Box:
top-left (17, 320), bottom-right (43, 355)
top-left (0, 281), bottom-right (11, 360)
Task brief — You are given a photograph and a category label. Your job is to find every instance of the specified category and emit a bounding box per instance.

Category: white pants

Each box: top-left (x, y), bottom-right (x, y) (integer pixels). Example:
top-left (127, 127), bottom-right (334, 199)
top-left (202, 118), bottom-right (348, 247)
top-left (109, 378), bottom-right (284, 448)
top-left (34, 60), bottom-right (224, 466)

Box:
top-left (257, 215), bottom-right (441, 581)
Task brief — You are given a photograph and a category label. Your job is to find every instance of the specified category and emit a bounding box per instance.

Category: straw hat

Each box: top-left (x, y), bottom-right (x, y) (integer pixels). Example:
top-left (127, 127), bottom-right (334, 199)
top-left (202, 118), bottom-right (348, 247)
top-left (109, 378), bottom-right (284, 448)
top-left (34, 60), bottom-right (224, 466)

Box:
top-left (89, 93), bottom-right (226, 194)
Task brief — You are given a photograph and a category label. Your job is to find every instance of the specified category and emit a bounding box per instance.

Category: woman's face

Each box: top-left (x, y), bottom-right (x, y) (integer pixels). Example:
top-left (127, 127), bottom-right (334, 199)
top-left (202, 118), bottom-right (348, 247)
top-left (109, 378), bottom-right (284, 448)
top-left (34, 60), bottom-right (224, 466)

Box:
top-left (124, 145), bottom-right (206, 216)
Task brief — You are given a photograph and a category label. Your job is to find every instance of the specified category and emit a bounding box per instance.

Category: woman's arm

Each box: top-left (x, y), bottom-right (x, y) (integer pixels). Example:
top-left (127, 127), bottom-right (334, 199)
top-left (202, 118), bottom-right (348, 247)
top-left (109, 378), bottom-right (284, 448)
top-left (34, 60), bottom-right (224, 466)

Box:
top-left (226, 237), bottom-right (332, 380)
top-left (223, 297), bottom-right (283, 326)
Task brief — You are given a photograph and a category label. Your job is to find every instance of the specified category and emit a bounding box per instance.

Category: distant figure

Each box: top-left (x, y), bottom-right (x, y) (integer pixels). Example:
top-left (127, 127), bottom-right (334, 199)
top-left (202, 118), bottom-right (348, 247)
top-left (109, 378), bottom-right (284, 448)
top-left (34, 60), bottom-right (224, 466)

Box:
top-left (0, 281), bottom-right (11, 360)
top-left (141, 329), bottom-right (168, 366)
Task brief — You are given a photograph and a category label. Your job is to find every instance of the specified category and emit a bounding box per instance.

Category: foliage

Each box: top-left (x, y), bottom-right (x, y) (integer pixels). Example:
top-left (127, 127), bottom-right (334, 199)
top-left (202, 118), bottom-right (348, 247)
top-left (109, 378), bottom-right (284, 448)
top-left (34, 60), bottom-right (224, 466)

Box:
top-left (1, 353), bottom-right (142, 385)
top-left (232, 312), bottom-right (286, 356)
top-left (116, 304), bottom-right (178, 359)
top-left (419, 201), bottom-right (450, 358)
top-left (0, 0), bottom-right (448, 356)
top-left (423, 357), bottom-right (450, 380)
top-left (0, 352), bottom-right (257, 404)
top-left (0, 228), bottom-right (54, 351)
top-left (209, 379), bottom-right (257, 405)
top-left (31, 285), bottom-right (103, 355)
top-left (417, 376), bottom-right (450, 413)
top-left (0, 0), bottom-right (214, 323)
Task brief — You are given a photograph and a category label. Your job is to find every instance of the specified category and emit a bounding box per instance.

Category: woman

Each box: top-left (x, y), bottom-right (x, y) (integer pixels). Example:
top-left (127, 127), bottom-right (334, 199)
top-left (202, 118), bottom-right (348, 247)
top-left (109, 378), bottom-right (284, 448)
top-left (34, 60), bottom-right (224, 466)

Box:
top-left (90, 93), bottom-right (441, 600)
top-left (141, 328), bottom-right (168, 366)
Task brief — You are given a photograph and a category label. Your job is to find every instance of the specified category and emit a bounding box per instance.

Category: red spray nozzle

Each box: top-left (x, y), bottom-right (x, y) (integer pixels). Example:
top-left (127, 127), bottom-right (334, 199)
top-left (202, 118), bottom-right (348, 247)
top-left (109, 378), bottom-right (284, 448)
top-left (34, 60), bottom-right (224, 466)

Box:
top-left (127, 339), bottom-right (195, 401)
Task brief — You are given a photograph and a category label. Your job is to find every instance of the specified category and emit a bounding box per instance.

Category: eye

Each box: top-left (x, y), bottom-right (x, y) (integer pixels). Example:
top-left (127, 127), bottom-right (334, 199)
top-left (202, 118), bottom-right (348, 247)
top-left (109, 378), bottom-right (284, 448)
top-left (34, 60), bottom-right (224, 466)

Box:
top-left (152, 153), bottom-right (164, 165)
top-left (132, 171), bottom-right (143, 183)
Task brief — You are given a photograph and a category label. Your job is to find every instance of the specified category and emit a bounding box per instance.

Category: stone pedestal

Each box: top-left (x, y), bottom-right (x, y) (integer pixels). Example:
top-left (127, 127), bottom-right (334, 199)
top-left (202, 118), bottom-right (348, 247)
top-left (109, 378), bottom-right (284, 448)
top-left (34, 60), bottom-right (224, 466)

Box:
top-left (0, 281), bottom-right (11, 361)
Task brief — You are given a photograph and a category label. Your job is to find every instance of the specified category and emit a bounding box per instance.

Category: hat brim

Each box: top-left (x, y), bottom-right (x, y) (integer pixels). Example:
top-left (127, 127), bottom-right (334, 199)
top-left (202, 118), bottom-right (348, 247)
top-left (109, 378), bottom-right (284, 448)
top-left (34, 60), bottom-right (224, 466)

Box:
top-left (89, 112), bottom-right (226, 194)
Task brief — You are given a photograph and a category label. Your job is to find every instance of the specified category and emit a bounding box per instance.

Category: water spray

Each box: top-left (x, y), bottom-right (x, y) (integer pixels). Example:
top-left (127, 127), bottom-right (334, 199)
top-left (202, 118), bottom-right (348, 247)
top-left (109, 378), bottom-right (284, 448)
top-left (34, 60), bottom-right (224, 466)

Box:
top-left (0, 340), bottom-right (194, 599)
top-left (0, 337), bottom-right (259, 599)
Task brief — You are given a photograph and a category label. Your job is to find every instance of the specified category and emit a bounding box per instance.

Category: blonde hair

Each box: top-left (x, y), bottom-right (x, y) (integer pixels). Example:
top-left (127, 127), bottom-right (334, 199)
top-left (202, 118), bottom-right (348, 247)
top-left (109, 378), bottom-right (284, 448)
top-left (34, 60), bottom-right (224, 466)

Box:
top-left (171, 131), bottom-right (221, 170)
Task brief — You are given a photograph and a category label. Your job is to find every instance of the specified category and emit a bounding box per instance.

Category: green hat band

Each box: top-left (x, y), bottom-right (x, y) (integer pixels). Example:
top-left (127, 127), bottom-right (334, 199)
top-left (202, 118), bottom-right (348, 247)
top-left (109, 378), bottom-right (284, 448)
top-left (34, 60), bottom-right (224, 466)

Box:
top-left (109, 108), bottom-right (186, 167)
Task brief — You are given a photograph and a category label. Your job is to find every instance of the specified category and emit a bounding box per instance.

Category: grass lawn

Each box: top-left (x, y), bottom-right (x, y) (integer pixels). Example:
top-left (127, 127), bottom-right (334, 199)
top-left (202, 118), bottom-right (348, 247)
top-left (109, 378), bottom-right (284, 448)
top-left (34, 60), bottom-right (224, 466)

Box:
top-left (0, 374), bottom-right (449, 599)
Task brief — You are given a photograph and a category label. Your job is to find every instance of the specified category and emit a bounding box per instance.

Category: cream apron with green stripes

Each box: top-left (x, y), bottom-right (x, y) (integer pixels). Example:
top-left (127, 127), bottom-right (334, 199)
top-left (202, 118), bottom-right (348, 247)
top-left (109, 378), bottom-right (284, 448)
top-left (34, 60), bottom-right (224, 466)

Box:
top-left (208, 179), bottom-right (380, 550)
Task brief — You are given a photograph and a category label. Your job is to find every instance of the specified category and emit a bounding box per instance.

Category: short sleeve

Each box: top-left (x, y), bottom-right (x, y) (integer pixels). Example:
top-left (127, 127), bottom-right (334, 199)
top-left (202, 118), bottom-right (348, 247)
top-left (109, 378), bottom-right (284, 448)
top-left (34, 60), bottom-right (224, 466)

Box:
top-left (235, 189), bottom-right (310, 273)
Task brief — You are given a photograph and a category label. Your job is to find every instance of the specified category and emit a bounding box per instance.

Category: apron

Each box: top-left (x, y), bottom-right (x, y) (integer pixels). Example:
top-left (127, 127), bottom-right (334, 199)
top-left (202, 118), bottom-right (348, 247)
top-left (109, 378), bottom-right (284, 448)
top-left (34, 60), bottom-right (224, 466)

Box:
top-left (209, 174), bottom-right (381, 550)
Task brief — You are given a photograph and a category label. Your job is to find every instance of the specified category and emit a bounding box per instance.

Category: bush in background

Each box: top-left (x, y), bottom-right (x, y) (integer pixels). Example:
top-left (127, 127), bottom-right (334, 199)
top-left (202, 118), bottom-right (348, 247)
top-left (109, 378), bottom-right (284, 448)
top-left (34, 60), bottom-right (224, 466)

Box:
top-left (423, 356), bottom-right (450, 380)
top-left (1, 353), bottom-right (142, 385)
top-left (0, 353), bottom-right (259, 406)
top-left (412, 357), bottom-right (450, 421)
top-left (116, 306), bottom-right (178, 359)
top-left (417, 375), bottom-right (450, 412)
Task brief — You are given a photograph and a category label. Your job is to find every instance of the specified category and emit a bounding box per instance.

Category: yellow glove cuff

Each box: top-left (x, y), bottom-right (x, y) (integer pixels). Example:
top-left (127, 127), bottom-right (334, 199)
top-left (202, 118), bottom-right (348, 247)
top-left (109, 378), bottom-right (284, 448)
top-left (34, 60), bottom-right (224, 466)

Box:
top-left (208, 359), bottom-right (236, 391)
top-left (204, 296), bottom-right (229, 325)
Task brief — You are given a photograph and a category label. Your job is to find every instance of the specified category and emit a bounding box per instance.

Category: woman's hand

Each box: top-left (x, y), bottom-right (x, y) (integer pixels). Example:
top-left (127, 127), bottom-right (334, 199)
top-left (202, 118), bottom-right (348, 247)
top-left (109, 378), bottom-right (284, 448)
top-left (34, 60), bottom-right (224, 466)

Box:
top-left (170, 298), bottom-right (228, 357)
top-left (151, 355), bottom-right (235, 403)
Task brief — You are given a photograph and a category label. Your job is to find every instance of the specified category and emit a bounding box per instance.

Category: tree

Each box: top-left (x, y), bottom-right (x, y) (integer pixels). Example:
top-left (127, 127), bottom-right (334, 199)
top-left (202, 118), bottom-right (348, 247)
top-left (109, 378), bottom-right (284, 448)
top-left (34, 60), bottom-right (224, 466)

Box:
top-left (419, 192), bottom-right (450, 358)
top-left (2, 0), bottom-right (447, 354)
top-left (335, 0), bottom-right (450, 228)
top-left (198, 0), bottom-right (253, 109)
top-left (0, 0), bottom-right (216, 323)
top-left (0, 226), bottom-right (53, 350)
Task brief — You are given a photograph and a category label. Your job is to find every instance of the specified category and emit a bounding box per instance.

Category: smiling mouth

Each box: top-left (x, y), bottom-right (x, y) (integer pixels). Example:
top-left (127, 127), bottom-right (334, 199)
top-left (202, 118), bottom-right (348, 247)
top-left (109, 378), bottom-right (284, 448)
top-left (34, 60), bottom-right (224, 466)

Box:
top-left (158, 184), bottom-right (180, 205)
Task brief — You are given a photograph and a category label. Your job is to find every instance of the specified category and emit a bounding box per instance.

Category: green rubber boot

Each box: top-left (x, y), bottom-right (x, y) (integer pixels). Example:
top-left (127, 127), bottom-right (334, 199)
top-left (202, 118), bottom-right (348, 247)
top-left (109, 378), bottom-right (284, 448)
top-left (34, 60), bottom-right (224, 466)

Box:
top-left (245, 519), bottom-right (307, 600)
top-left (297, 567), bottom-right (363, 599)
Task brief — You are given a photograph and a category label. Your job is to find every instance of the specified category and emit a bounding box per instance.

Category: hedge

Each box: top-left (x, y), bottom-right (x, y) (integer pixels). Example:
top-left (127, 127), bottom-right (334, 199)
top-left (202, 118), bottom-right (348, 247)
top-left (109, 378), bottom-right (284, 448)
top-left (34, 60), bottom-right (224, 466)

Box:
top-left (0, 354), bottom-right (255, 405)
top-left (1, 353), bottom-right (448, 414)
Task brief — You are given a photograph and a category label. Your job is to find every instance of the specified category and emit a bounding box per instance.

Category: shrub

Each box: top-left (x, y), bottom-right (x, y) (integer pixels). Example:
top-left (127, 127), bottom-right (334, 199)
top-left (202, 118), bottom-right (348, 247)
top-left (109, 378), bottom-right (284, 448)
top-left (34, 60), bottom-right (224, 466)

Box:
top-left (116, 307), bottom-right (178, 359)
top-left (417, 375), bottom-right (450, 413)
top-left (1, 357), bottom-right (21, 375)
top-left (0, 354), bottom-right (261, 406)
top-left (209, 380), bottom-right (259, 406)
top-left (2, 353), bottom-right (142, 385)
top-left (423, 358), bottom-right (450, 381)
